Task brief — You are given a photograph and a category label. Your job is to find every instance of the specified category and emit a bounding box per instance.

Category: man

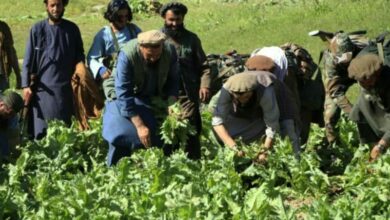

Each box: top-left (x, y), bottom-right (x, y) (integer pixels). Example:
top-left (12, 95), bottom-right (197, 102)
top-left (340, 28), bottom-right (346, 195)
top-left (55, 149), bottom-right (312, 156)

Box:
top-left (348, 54), bottom-right (390, 161)
top-left (0, 91), bottom-right (23, 161)
top-left (102, 30), bottom-right (179, 166)
top-left (0, 20), bottom-right (21, 92)
top-left (245, 56), bottom-right (301, 156)
top-left (87, 0), bottom-right (141, 99)
top-left (250, 46), bottom-right (300, 124)
top-left (21, 0), bottom-right (85, 139)
top-left (212, 71), bottom-right (281, 162)
top-left (323, 33), bottom-right (358, 144)
top-left (160, 2), bottom-right (211, 159)
top-left (280, 43), bottom-right (325, 145)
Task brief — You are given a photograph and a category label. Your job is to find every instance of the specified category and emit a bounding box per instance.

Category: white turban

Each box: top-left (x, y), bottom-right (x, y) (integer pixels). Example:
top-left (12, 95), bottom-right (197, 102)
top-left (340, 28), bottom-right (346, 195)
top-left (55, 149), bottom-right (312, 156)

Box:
top-left (250, 46), bottom-right (288, 81)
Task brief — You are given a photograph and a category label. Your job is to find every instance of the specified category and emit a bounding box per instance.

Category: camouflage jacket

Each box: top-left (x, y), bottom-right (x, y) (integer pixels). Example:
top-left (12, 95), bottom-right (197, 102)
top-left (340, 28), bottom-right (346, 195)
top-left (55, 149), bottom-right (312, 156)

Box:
top-left (323, 50), bottom-right (355, 97)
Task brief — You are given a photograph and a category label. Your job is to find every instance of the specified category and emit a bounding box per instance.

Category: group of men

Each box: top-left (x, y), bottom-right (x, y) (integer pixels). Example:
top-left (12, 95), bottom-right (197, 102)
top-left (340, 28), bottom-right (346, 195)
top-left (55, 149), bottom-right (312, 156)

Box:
top-left (0, 0), bottom-right (389, 165)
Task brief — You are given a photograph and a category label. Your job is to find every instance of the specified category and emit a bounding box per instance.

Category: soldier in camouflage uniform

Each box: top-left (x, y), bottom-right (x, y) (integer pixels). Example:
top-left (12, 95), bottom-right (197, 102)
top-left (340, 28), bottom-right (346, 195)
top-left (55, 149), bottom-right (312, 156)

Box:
top-left (160, 2), bottom-right (211, 159)
top-left (281, 43), bottom-right (325, 145)
top-left (0, 20), bottom-right (21, 92)
top-left (323, 33), bottom-right (358, 143)
top-left (0, 91), bottom-right (23, 161)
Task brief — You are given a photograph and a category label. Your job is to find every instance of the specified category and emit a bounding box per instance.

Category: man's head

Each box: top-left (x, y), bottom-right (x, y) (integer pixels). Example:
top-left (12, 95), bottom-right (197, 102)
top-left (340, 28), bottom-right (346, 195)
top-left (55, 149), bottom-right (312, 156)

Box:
top-left (0, 91), bottom-right (23, 120)
top-left (224, 72), bottom-right (260, 104)
top-left (104, 0), bottom-right (133, 30)
top-left (348, 54), bottom-right (382, 89)
top-left (160, 2), bottom-right (188, 37)
top-left (138, 30), bottom-right (167, 65)
top-left (44, 0), bottom-right (68, 23)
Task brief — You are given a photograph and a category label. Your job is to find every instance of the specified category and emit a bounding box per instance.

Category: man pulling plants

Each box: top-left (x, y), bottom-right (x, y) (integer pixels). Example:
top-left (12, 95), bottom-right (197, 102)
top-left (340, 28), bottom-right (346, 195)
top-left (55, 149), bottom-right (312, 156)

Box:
top-left (212, 71), bottom-right (282, 162)
top-left (0, 91), bottom-right (23, 161)
top-left (102, 30), bottom-right (179, 166)
top-left (348, 54), bottom-right (390, 161)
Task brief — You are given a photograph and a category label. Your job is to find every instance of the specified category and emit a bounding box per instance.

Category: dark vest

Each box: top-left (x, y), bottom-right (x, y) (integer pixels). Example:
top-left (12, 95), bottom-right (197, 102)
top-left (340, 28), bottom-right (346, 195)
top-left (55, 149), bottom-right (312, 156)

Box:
top-left (165, 30), bottom-right (200, 100)
top-left (122, 39), bottom-right (172, 96)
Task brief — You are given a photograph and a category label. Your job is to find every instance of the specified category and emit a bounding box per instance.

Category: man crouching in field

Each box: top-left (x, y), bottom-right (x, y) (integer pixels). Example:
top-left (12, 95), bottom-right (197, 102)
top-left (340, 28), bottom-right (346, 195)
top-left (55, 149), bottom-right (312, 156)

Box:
top-left (0, 91), bottom-right (23, 161)
top-left (348, 54), bottom-right (390, 161)
top-left (212, 71), bottom-right (282, 163)
top-left (102, 30), bottom-right (179, 166)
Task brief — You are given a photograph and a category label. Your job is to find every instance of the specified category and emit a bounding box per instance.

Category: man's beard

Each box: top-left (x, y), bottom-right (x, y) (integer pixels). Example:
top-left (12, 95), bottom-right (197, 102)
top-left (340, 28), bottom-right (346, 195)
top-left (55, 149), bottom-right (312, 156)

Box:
top-left (47, 9), bottom-right (64, 23)
top-left (0, 112), bottom-right (9, 124)
top-left (163, 23), bottom-right (185, 38)
top-left (145, 60), bottom-right (158, 67)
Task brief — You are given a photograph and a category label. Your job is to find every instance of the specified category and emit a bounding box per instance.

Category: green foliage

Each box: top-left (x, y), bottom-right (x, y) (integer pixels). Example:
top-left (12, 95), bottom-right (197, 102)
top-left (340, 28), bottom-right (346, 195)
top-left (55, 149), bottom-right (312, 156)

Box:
top-left (1, 0), bottom-right (390, 218)
top-left (1, 114), bottom-right (389, 219)
top-left (160, 102), bottom-right (196, 147)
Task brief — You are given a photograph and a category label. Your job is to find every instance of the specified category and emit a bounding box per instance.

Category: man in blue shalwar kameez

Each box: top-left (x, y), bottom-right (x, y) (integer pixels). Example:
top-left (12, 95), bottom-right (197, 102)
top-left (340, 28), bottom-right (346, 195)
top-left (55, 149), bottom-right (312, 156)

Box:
top-left (21, 0), bottom-right (85, 139)
top-left (102, 30), bottom-right (179, 166)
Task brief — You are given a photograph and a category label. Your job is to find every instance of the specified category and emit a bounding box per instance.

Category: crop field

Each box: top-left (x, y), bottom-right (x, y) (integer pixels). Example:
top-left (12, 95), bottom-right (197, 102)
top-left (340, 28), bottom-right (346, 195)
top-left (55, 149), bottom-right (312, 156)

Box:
top-left (1, 0), bottom-right (390, 219)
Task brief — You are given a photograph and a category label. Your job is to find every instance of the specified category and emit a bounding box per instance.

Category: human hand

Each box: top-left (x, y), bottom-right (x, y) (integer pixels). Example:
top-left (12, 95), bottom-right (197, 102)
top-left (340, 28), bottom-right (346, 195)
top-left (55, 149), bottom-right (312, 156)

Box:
top-left (236, 150), bottom-right (245, 157)
top-left (101, 69), bottom-right (112, 80)
top-left (23, 87), bottom-right (33, 106)
top-left (369, 144), bottom-right (385, 162)
top-left (227, 144), bottom-right (245, 157)
top-left (199, 88), bottom-right (210, 103)
top-left (136, 125), bottom-right (151, 148)
top-left (256, 152), bottom-right (268, 164)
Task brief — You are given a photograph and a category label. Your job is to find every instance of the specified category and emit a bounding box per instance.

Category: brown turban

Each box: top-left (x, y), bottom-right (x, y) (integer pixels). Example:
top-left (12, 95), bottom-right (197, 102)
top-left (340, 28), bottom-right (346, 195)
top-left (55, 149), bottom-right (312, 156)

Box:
top-left (245, 55), bottom-right (276, 72)
top-left (348, 54), bottom-right (382, 81)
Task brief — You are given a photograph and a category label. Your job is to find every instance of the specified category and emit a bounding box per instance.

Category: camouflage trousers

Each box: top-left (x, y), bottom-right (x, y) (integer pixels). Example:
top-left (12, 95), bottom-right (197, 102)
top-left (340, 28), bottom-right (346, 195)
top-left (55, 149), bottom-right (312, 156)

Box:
top-left (323, 93), bottom-right (352, 143)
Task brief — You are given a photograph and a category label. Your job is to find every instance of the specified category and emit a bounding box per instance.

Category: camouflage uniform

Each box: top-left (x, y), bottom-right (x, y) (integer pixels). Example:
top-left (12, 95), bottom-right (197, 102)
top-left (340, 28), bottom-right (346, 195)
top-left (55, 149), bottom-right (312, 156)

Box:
top-left (323, 33), bottom-right (357, 143)
top-left (0, 20), bottom-right (21, 92)
top-left (281, 43), bottom-right (325, 144)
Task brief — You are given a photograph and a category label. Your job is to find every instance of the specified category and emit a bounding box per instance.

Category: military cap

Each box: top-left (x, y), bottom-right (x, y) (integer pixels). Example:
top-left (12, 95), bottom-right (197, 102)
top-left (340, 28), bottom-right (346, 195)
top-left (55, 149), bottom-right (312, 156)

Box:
top-left (0, 91), bottom-right (24, 113)
top-left (245, 55), bottom-right (276, 72)
top-left (137, 30), bottom-right (167, 45)
top-left (160, 2), bottom-right (188, 17)
top-left (224, 72), bottom-right (260, 93)
top-left (348, 54), bottom-right (382, 81)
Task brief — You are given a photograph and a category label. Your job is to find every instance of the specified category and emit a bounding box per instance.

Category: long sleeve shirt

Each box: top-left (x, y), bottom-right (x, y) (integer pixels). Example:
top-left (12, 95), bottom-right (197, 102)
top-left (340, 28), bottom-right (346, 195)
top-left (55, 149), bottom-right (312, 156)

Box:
top-left (115, 49), bottom-right (179, 118)
top-left (87, 24), bottom-right (141, 79)
top-left (212, 86), bottom-right (280, 141)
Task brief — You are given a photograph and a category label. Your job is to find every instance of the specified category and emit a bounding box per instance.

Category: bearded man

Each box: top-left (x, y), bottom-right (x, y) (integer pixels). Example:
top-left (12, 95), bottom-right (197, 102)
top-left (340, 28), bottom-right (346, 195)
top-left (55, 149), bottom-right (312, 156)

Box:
top-left (160, 2), bottom-right (211, 159)
top-left (21, 0), bottom-right (85, 139)
top-left (102, 30), bottom-right (179, 166)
